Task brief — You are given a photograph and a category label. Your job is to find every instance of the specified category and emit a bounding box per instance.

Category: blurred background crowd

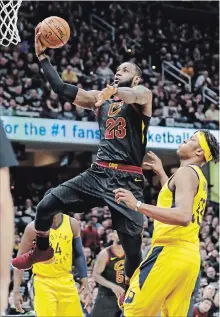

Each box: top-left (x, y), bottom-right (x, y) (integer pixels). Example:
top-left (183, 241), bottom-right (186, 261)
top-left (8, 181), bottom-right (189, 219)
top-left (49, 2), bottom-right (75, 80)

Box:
top-left (6, 165), bottom-right (219, 317)
top-left (0, 1), bottom-right (219, 129)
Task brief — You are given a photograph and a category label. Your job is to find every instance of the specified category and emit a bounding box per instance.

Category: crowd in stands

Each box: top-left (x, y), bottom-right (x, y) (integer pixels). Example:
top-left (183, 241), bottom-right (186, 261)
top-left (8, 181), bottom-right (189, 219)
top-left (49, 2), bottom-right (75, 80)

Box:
top-left (0, 2), bottom-right (219, 129)
top-left (6, 166), bottom-right (219, 317)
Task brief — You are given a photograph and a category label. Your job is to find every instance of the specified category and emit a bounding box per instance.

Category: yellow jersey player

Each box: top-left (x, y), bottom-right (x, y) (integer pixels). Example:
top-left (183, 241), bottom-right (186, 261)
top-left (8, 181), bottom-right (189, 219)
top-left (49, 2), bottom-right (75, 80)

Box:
top-left (13, 211), bottom-right (92, 317)
top-left (114, 130), bottom-right (219, 317)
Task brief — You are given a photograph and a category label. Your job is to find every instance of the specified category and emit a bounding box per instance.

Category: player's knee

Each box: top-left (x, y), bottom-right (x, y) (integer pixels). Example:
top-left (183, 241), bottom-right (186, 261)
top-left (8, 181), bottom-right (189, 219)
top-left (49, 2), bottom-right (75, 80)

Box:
top-left (124, 247), bottom-right (142, 278)
top-left (126, 249), bottom-right (142, 263)
top-left (128, 245), bottom-right (141, 258)
top-left (36, 194), bottom-right (54, 215)
top-left (125, 235), bottom-right (142, 258)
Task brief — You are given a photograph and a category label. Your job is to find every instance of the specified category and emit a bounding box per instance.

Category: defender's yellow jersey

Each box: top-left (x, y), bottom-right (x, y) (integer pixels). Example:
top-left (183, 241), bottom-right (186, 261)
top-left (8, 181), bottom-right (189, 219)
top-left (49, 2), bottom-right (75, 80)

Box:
top-left (33, 214), bottom-right (73, 277)
top-left (152, 165), bottom-right (207, 246)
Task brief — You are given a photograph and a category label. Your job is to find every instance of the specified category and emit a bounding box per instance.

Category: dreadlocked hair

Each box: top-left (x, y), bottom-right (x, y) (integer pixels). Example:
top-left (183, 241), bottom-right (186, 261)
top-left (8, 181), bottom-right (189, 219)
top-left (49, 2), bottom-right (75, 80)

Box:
top-left (203, 130), bottom-right (219, 163)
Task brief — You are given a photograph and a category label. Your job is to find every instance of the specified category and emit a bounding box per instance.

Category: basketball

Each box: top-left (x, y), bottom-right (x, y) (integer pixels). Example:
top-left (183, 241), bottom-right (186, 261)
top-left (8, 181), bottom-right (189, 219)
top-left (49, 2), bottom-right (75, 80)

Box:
top-left (39, 16), bottom-right (70, 49)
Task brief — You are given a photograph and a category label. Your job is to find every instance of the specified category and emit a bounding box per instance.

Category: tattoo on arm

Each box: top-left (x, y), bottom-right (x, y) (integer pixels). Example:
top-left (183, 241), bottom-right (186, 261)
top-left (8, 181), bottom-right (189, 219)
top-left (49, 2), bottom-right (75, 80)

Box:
top-left (132, 85), bottom-right (152, 105)
top-left (115, 86), bottom-right (152, 105)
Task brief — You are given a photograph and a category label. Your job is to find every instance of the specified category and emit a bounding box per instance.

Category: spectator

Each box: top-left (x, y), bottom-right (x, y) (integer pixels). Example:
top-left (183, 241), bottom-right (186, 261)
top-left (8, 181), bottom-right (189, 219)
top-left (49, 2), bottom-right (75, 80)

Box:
top-left (44, 91), bottom-right (62, 119)
top-left (181, 60), bottom-right (194, 77)
top-left (195, 105), bottom-right (206, 124)
top-left (205, 104), bottom-right (219, 122)
top-left (206, 267), bottom-right (218, 284)
top-left (97, 226), bottom-right (105, 246)
top-left (209, 291), bottom-right (219, 317)
top-left (163, 100), bottom-right (179, 118)
top-left (83, 247), bottom-right (94, 269)
top-left (96, 61), bottom-right (114, 85)
top-left (62, 102), bottom-right (75, 120)
top-left (200, 277), bottom-right (208, 289)
top-left (202, 284), bottom-right (216, 301)
top-left (22, 198), bottom-right (35, 216)
top-left (61, 65), bottom-right (78, 84)
top-left (74, 105), bottom-right (88, 121)
top-left (81, 221), bottom-right (101, 254)
top-left (193, 298), bottom-right (213, 317)
top-left (195, 71), bottom-right (212, 91)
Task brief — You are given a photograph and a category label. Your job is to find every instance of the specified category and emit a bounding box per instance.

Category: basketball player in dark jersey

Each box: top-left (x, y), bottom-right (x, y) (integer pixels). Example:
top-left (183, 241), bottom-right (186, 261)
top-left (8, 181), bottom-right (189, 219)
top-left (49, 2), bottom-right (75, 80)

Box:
top-left (92, 231), bottom-right (125, 317)
top-left (13, 25), bottom-right (152, 299)
top-left (0, 120), bottom-right (18, 312)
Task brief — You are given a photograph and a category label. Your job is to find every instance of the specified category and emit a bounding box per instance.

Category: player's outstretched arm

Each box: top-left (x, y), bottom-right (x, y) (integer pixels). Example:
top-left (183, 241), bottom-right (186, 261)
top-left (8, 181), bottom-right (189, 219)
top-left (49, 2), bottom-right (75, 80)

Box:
top-left (35, 25), bottom-right (99, 110)
top-left (114, 166), bottom-right (199, 227)
top-left (71, 218), bottom-right (88, 283)
top-left (13, 222), bottom-right (36, 313)
top-left (92, 250), bottom-right (124, 298)
top-left (116, 85), bottom-right (152, 106)
top-left (70, 218), bottom-right (92, 309)
top-left (143, 151), bottom-right (168, 187)
top-left (95, 84), bottom-right (152, 116)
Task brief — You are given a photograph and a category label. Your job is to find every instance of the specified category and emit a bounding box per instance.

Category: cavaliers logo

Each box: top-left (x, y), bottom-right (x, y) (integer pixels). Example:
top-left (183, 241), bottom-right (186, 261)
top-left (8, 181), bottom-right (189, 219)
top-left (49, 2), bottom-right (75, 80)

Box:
top-left (108, 102), bottom-right (123, 117)
top-left (114, 260), bottom-right (124, 271)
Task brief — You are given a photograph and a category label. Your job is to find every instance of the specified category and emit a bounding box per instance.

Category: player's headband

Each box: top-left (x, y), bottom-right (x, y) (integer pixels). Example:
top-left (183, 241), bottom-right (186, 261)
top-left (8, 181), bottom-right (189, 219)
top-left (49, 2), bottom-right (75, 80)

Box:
top-left (195, 131), bottom-right (213, 162)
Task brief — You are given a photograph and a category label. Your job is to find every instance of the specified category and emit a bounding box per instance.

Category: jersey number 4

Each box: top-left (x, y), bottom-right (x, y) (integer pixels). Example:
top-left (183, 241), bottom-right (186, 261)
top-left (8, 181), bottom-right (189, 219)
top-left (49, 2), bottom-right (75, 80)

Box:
top-left (55, 242), bottom-right (62, 255)
top-left (105, 117), bottom-right (126, 139)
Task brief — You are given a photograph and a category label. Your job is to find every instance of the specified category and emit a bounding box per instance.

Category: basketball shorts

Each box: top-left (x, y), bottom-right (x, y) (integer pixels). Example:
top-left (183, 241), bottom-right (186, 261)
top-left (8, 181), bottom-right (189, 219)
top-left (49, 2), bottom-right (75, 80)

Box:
top-left (91, 293), bottom-right (120, 317)
top-left (33, 274), bottom-right (83, 317)
top-left (122, 242), bottom-right (200, 317)
top-left (51, 162), bottom-right (144, 236)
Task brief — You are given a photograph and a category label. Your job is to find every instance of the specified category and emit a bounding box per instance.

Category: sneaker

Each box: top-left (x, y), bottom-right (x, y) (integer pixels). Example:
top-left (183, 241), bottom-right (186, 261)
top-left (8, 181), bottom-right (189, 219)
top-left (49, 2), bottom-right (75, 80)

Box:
top-left (117, 293), bottom-right (125, 310)
top-left (12, 245), bottom-right (54, 270)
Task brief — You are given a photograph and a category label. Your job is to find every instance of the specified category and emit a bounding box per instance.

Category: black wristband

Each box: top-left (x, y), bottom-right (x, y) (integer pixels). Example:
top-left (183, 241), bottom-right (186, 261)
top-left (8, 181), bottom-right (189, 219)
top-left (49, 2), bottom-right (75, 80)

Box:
top-left (39, 58), bottom-right (79, 103)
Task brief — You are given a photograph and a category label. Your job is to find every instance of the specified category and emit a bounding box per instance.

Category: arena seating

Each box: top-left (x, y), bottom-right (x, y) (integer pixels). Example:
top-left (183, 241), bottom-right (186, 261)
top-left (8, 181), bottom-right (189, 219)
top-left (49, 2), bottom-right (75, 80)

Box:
top-left (0, 2), bottom-right (219, 129)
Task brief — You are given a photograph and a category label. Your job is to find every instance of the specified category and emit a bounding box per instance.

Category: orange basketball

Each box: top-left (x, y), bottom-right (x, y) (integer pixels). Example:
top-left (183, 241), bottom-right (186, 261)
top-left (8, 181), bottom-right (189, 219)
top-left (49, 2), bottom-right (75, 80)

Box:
top-left (40, 16), bottom-right (70, 49)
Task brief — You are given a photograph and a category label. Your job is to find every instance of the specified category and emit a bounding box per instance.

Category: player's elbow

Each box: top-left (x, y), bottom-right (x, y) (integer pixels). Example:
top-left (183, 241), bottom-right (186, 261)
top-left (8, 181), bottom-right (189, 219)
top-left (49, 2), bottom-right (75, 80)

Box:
top-left (181, 214), bottom-right (192, 227)
top-left (181, 220), bottom-right (190, 227)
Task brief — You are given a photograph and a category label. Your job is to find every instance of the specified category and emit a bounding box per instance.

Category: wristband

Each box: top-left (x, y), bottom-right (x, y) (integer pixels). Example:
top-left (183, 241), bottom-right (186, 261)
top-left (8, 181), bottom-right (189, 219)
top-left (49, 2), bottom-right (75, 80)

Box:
top-left (135, 200), bottom-right (143, 211)
top-left (37, 51), bottom-right (46, 58)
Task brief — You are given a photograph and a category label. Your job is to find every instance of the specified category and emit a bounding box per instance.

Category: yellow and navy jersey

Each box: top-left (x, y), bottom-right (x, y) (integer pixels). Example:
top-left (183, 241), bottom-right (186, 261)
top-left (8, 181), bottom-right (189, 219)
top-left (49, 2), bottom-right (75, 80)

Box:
top-left (33, 214), bottom-right (73, 278)
top-left (152, 165), bottom-right (207, 246)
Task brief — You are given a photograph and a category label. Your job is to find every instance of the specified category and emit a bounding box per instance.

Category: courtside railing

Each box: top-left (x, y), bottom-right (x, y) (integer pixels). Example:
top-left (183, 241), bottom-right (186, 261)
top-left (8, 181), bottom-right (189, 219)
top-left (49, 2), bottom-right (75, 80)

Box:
top-left (90, 14), bottom-right (141, 52)
top-left (203, 86), bottom-right (218, 105)
top-left (90, 14), bottom-right (115, 41)
top-left (162, 61), bottom-right (192, 92)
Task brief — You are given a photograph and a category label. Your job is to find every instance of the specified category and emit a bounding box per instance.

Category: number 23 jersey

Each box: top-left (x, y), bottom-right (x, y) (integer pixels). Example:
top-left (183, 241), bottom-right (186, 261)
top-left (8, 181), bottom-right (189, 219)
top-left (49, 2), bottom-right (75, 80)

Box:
top-left (32, 215), bottom-right (73, 278)
top-left (96, 99), bottom-right (151, 167)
